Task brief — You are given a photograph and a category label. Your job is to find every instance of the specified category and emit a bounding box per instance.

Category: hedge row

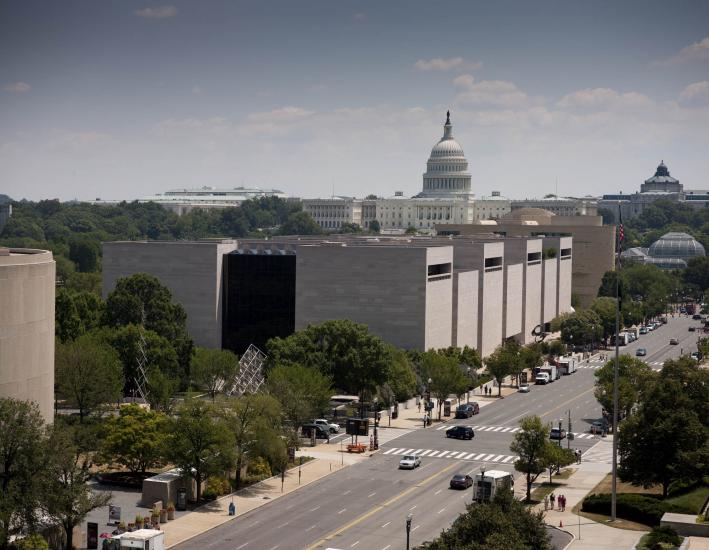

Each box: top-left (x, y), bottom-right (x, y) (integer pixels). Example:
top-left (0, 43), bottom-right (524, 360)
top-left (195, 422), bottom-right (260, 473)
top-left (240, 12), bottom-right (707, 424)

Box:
top-left (582, 493), bottom-right (685, 526)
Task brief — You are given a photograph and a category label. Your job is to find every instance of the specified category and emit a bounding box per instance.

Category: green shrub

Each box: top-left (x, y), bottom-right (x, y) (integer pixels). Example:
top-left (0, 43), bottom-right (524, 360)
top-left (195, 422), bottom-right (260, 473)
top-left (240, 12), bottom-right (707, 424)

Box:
top-left (247, 456), bottom-right (272, 478)
top-left (645, 525), bottom-right (681, 549)
top-left (13, 534), bottom-right (50, 550)
top-left (205, 475), bottom-right (231, 497)
top-left (582, 493), bottom-right (684, 526)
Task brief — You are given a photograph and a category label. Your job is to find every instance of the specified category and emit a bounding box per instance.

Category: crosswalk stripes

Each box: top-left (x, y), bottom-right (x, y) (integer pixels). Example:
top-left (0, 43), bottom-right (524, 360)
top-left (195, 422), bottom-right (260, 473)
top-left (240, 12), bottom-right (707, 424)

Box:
top-left (433, 424), bottom-right (601, 439)
top-left (384, 446), bottom-right (519, 464)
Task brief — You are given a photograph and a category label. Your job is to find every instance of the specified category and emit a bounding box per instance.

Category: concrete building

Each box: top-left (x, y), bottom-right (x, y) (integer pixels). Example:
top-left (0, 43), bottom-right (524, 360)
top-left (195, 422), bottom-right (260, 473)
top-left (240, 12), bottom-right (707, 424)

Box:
top-left (437, 208), bottom-right (612, 308)
top-left (511, 196), bottom-right (597, 217)
top-left (0, 247), bottom-right (55, 421)
top-left (103, 240), bottom-right (238, 348)
top-left (103, 234), bottom-right (572, 358)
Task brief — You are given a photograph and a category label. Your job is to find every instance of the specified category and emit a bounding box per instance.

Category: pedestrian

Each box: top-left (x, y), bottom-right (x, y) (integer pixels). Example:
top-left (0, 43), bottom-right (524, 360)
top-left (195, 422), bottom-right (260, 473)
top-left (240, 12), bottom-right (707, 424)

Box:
top-left (543, 495), bottom-right (549, 511)
top-left (417, 400), bottom-right (421, 413)
top-left (562, 495), bottom-right (567, 512)
top-left (550, 493), bottom-right (555, 510)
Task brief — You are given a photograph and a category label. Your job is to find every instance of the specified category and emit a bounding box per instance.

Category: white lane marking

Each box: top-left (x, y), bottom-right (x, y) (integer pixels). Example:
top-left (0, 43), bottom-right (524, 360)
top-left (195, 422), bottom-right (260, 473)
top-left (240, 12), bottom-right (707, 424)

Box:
top-left (492, 454), bottom-right (505, 462)
top-left (382, 546), bottom-right (391, 550)
top-left (305, 524), bottom-right (317, 531)
top-left (338, 508), bottom-right (347, 514)
top-left (428, 450), bottom-right (440, 457)
top-left (492, 427), bottom-right (503, 432)
top-left (236, 544), bottom-right (248, 550)
top-left (502, 455), bottom-right (515, 463)
top-left (393, 449), bottom-right (407, 455)
top-left (368, 492), bottom-right (376, 498)
top-left (277, 521), bottom-right (289, 528)
top-left (419, 449), bottom-right (433, 456)
top-left (351, 542), bottom-right (359, 548)
top-left (434, 489), bottom-right (442, 495)
top-left (309, 506), bottom-right (320, 512)
top-left (402, 449), bottom-right (415, 454)
top-left (409, 505), bottom-right (417, 511)
top-left (481, 453), bottom-right (495, 461)
top-left (437, 507), bottom-right (446, 514)
top-left (383, 448), bottom-right (396, 455)
top-left (411, 449), bottom-right (423, 455)
top-left (510, 427), bottom-right (520, 432)
top-left (381, 522), bottom-right (391, 528)
top-left (472, 425), bottom-right (480, 429)
top-left (501, 427), bottom-right (512, 432)
top-left (412, 525), bottom-right (420, 532)
top-left (436, 425), bottom-right (448, 431)
top-left (343, 490), bottom-right (351, 495)
top-left (463, 452), bottom-right (477, 460)
top-left (473, 453), bottom-right (487, 460)
top-left (437, 451), bottom-right (450, 458)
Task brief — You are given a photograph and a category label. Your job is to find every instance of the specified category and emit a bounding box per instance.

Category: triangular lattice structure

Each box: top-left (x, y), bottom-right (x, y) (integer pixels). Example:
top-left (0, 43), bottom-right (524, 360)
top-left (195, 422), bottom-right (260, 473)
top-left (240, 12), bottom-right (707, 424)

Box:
top-left (133, 309), bottom-right (150, 403)
top-left (224, 344), bottom-right (266, 396)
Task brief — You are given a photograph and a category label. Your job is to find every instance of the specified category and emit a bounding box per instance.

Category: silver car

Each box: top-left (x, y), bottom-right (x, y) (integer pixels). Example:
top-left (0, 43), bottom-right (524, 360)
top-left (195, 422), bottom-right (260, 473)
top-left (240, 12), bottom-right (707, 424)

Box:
top-left (399, 455), bottom-right (421, 469)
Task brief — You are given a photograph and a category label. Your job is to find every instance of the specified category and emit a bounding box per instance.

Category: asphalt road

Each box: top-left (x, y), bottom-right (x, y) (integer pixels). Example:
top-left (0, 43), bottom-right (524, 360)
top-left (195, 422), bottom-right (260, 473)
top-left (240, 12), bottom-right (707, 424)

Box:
top-left (173, 315), bottom-right (700, 550)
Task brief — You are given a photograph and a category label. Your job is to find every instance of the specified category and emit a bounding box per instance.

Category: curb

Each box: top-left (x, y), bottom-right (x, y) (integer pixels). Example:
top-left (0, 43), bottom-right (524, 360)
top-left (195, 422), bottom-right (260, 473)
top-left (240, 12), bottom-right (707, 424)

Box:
top-left (545, 523), bottom-right (576, 550)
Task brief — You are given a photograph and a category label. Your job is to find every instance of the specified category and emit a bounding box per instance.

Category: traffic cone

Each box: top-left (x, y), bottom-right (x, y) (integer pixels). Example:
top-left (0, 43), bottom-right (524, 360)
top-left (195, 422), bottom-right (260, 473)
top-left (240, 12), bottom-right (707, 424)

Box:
top-left (559, 520), bottom-right (563, 528)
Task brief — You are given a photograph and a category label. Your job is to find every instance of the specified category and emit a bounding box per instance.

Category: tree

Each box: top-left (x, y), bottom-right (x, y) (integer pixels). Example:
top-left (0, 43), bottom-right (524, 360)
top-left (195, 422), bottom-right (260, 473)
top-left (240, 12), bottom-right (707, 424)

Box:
top-left (544, 444), bottom-right (576, 485)
top-left (224, 394), bottom-right (284, 488)
top-left (42, 424), bottom-right (111, 550)
top-left (266, 320), bottom-right (391, 402)
top-left (594, 355), bottom-right (654, 428)
top-left (368, 220), bottom-right (380, 233)
top-left (385, 347), bottom-right (418, 402)
top-left (103, 273), bottom-right (193, 385)
top-left (418, 489), bottom-right (551, 550)
top-left (422, 352), bottom-right (469, 419)
top-left (339, 222), bottom-right (362, 234)
top-left (146, 369), bottom-right (180, 414)
top-left (55, 288), bottom-right (82, 343)
top-left (510, 416), bottom-right (551, 502)
top-left (55, 335), bottom-right (124, 422)
top-left (166, 400), bottom-right (234, 503)
top-left (100, 404), bottom-right (168, 474)
top-left (618, 358), bottom-right (709, 497)
top-left (0, 399), bottom-right (46, 549)
top-left (485, 341), bottom-right (522, 397)
top-left (191, 348), bottom-right (240, 401)
top-left (560, 309), bottom-right (603, 348)
top-left (590, 297), bottom-right (618, 343)
top-left (518, 344), bottom-right (543, 387)
top-left (684, 256), bottom-right (709, 292)
top-left (267, 364), bottom-right (332, 430)
top-left (278, 211), bottom-right (322, 235)
top-left (68, 237), bottom-right (100, 272)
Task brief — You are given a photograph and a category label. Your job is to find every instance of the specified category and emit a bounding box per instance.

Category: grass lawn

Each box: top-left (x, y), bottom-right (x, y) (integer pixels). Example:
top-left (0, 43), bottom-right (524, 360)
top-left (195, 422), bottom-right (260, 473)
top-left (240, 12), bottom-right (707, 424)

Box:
top-left (666, 484), bottom-right (709, 514)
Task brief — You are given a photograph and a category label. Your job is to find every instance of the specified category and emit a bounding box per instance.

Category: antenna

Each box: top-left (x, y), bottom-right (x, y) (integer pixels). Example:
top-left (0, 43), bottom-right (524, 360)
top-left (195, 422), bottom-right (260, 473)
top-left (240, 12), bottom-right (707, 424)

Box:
top-left (134, 306), bottom-right (150, 404)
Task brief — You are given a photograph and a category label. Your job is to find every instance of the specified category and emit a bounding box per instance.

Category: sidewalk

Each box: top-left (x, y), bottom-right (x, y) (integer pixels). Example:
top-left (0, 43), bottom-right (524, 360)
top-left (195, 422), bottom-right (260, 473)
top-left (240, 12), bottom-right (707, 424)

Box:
top-left (161, 457), bottom-right (345, 548)
top-left (520, 437), bottom-right (645, 550)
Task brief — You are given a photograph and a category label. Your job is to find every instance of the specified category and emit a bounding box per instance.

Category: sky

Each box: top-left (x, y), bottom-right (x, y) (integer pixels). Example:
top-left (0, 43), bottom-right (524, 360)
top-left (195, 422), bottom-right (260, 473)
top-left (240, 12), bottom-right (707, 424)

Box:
top-left (1, 0), bottom-right (709, 202)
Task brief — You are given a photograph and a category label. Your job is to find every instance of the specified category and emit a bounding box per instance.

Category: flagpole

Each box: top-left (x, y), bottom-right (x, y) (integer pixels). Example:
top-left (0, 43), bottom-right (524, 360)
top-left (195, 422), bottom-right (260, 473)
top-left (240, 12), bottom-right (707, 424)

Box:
top-left (611, 203), bottom-right (622, 522)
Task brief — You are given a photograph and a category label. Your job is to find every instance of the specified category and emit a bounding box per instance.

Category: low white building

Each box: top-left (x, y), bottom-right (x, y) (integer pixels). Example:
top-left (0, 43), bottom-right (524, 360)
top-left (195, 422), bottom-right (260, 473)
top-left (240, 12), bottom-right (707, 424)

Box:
top-left (137, 186), bottom-right (288, 215)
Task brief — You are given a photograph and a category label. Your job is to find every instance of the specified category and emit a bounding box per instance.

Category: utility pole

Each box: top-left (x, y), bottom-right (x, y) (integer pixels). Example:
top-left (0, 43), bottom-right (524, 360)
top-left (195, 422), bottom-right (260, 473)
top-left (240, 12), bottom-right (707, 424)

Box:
top-left (567, 410), bottom-right (572, 450)
top-left (611, 203), bottom-right (622, 522)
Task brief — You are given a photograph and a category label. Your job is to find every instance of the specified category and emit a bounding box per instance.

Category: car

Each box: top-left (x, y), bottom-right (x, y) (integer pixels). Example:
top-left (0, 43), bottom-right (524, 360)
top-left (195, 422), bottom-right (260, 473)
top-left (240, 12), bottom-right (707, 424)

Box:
top-left (689, 326), bottom-right (696, 332)
top-left (313, 418), bottom-right (340, 433)
top-left (590, 420), bottom-right (608, 434)
top-left (670, 338), bottom-right (679, 345)
top-left (446, 426), bottom-right (475, 440)
top-left (399, 455), bottom-right (421, 470)
top-left (301, 423), bottom-right (330, 439)
top-left (549, 427), bottom-right (567, 440)
top-left (690, 351), bottom-right (700, 361)
top-left (455, 403), bottom-right (480, 418)
top-left (449, 474), bottom-right (474, 489)
top-left (693, 314), bottom-right (702, 320)
top-left (639, 327), bottom-right (648, 335)
top-left (680, 307), bottom-right (686, 314)
top-left (636, 348), bottom-right (647, 356)
top-left (518, 383), bottom-right (530, 393)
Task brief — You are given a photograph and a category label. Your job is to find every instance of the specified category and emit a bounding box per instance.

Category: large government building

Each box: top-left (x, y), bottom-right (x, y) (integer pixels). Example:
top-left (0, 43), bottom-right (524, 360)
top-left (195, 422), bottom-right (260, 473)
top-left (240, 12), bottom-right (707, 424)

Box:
top-left (103, 234), bottom-right (572, 358)
top-left (0, 247), bottom-right (55, 421)
top-left (302, 113), bottom-right (511, 232)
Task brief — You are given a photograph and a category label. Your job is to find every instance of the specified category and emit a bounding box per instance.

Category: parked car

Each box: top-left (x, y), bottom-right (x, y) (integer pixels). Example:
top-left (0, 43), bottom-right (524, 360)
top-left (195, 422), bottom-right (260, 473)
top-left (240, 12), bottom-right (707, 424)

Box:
top-left (313, 419), bottom-right (340, 433)
top-left (399, 455), bottom-right (421, 470)
top-left (689, 326), bottom-right (696, 332)
top-left (590, 420), bottom-right (608, 434)
top-left (639, 327), bottom-right (648, 335)
top-left (455, 403), bottom-right (479, 418)
top-left (692, 314), bottom-right (702, 320)
top-left (518, 383), bottom-right (530, 393)
top-left (301, 423), bottom-right (330, 439)
top-left (690, 351), bottom-right (700, 361)
top-left (449, 474), bottom-right (474, 489)
top-left (669, 338), bottom-right (679, 345)
top-left (446, 426), bottom-right (475, 440)
top-left (549, 427), bottom-right (567, 440)
top-left (636, 348), bottom-right (647, 356)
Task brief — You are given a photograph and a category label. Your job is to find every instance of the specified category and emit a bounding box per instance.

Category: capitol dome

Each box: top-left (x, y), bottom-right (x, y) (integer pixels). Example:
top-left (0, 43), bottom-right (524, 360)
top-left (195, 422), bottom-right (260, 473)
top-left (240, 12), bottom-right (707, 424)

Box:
top-left (417, 111), bottom-right (472, 199)
top-left (648, 232), bottom-right (705, 260)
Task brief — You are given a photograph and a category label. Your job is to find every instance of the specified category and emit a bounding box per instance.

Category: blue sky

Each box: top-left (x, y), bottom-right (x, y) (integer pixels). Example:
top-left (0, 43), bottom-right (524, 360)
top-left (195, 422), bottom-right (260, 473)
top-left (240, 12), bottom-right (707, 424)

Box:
top-left (1, 0), bottom-right (708, 201)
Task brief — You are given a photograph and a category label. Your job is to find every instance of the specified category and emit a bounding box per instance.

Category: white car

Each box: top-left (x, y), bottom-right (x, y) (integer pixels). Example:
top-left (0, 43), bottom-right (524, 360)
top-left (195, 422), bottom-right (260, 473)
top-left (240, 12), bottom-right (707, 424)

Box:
top-left (518, 384), bottom-right (530, 393)
top-left (399, 455), bottom-right (421, 470)
top-left (313, 419), bottom-right (340, 433)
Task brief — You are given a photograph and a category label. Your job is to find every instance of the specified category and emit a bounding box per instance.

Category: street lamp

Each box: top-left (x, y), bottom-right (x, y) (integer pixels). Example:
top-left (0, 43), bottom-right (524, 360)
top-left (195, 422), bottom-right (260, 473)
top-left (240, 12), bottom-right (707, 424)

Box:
top-left (406, 513), bottom-right (413, 550)
top-left (558, 419), bottom-right (563, 448)
top-left (466, 367), bottom-right (471, 403)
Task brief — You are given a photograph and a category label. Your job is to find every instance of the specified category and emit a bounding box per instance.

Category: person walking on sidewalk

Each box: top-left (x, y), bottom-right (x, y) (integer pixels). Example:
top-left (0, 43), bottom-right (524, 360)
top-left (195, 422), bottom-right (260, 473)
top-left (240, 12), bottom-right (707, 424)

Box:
top-left (550, 493), bottom-right (555, 510)
top-left (561, 494), bottom-right (566, 512)
top-left (543, 496), bottom-right (549, 511)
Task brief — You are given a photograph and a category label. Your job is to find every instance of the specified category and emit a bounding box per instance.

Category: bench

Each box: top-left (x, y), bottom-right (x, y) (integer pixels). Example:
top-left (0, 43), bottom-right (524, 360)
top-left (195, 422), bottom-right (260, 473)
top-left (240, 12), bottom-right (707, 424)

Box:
top-left (347, 443), bottom-right (367, 453)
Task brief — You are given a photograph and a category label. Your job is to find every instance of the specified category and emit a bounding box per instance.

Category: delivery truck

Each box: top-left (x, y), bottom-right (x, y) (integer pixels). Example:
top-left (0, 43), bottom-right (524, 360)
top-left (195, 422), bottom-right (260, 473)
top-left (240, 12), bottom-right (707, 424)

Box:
top-left (557, 357), bottom-right (577, 375)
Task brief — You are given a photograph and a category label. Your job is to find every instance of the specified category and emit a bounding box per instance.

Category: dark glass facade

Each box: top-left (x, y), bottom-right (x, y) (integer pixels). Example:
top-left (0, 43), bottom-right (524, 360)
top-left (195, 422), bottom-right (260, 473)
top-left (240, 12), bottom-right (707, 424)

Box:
top-left (222, 253), bottom-right (296, 355)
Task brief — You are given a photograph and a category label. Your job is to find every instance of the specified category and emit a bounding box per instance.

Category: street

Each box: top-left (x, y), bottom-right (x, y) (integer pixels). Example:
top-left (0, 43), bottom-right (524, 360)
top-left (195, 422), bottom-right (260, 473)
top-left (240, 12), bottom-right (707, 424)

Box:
top-left (172, 315), bottom-right (700, 550)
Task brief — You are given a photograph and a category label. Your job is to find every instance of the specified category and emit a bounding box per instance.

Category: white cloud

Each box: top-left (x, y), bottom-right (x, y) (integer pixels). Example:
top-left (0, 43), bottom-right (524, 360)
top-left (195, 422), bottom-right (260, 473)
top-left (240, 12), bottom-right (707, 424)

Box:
top-left (657, 36), bottom-right (709, 65)
top-left (247, 106), bottom-right (315, 123)
top-left (134, 6), bottom-right (178, 19)
top-left (679, 81), bottom-right (709, 103)
top-left (557, 88), bottom-right (653, 110)
top-left (455, 79), bottom-right (528, 107)
top-left (3, 81), bottom-right (30, 93)
top-left (414, 57), bottom-right (482, 72)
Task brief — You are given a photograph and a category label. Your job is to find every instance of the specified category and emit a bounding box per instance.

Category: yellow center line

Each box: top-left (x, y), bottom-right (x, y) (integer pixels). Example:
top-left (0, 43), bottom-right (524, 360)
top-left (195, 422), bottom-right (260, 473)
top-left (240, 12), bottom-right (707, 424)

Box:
top-left (305, 462), bottom-right (458, 550)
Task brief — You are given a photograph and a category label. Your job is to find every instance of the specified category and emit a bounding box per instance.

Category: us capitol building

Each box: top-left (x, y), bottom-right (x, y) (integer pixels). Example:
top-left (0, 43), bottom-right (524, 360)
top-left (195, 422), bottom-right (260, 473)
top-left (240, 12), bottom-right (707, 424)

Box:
top-left (303, 112), bottom-right (511, 232)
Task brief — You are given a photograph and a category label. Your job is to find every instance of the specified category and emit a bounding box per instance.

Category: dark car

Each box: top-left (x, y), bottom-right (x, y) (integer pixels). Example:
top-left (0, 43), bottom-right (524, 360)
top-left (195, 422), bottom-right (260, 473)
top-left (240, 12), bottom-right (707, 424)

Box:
top-left (301, 424), bottom-right (329, 439)
top-left (455, 403), bottom-right (480, 418)
top-left (450, 474), bottom-right (473, 489)
top-left (692, 314), bottom-right (702, 320)
top-left (689, 326), bottom-right (696, 332)
top-left (669, 338), bottom-right (679, 345)
top-left (549, 427), bottom-right (567, 440)
top-left (636, 348), bottom-right (647, 356)
top-left (446, 426), bottom-right (475, 440)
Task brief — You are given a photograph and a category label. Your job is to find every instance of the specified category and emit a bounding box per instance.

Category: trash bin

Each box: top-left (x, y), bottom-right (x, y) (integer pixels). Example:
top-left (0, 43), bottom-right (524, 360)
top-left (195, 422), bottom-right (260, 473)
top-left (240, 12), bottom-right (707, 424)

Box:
top-left (443, 400), bottom-right (452, 417)
top-left (392, 408), bottom-right (398, 420)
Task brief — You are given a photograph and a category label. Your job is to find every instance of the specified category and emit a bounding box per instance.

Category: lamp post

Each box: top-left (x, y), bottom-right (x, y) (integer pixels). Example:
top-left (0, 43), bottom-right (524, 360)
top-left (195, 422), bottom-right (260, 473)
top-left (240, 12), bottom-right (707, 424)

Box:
top-left (466, 367), bottom-right (471, 403)
top-left (558, 419), bottom-right (563, 448)
top-left (406, 513), bottom-right (412, 550)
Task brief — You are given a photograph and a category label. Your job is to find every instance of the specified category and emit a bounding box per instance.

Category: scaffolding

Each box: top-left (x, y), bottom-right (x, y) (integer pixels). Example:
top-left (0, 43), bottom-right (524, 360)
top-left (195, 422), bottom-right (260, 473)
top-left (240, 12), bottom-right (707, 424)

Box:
top-left (224, 344), bottom-right (267, 396)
